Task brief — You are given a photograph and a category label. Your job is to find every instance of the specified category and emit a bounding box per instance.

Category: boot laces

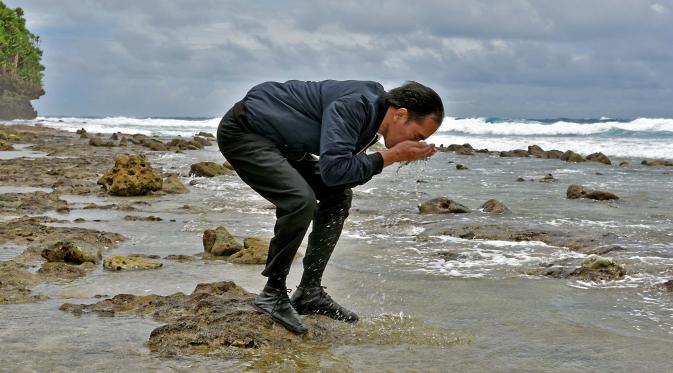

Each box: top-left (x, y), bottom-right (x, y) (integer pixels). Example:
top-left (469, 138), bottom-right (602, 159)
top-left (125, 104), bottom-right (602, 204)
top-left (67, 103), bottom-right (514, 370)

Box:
top-left (271, 288), bottom-right (292, 313)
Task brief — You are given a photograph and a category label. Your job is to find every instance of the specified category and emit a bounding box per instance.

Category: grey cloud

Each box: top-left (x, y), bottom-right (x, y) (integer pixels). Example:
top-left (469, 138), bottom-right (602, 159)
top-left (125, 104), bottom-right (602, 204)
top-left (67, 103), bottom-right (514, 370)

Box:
top-left (10, 0), bottom-right (673, 117)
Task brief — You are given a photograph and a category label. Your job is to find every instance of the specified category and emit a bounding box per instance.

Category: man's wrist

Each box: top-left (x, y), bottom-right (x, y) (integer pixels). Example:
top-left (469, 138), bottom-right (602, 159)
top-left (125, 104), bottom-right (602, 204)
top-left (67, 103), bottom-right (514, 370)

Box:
top-left (379, 148), bottom-right (399, 168)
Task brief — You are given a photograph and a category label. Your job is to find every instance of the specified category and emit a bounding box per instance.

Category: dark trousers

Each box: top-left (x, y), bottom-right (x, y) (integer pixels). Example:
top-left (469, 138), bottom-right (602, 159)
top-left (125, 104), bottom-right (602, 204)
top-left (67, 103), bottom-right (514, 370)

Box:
top-left (216, 102), bottom-right (352, 284)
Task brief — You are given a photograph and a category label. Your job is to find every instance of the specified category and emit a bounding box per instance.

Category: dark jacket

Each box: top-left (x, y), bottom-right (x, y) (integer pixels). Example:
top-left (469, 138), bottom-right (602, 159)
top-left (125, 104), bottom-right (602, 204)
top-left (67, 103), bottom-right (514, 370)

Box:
top-left (243, 80), bottom-right (387, 187)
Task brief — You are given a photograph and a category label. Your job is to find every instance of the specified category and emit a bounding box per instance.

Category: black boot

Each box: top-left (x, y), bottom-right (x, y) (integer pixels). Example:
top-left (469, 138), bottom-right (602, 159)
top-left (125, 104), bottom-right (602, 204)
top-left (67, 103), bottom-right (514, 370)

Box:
top-left (290, 286), bottom-right (359, 323)
top-left (253, 285), bottom-right (308, 334)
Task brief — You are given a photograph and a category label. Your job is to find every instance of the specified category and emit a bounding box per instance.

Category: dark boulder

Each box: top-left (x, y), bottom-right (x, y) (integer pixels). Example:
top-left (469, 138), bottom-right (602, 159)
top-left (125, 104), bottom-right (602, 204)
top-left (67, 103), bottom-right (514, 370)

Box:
top-left (567, 184), bottom-right (619, 200)
top-left (418, 197), bottom-right (471, 214)
top-left (561, 151), bottom-right (585, 163)
top-left (586, 152), bottom-right (611, 165)
top-left (480, 199), bottom-right (510, 214)
top-left (189, 162), bottom-right (234, 177)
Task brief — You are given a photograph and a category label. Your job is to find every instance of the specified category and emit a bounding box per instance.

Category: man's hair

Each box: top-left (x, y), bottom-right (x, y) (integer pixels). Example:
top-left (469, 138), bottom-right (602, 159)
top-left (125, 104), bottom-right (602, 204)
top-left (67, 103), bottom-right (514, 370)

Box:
top-left (383, 81), bottom-right (444, 123)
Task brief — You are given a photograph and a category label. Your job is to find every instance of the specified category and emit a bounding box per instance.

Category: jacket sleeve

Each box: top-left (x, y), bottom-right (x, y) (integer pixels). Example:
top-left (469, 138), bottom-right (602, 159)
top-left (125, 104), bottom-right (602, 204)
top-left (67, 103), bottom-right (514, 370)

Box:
top-left (319, 94), bottom-right (384, 187)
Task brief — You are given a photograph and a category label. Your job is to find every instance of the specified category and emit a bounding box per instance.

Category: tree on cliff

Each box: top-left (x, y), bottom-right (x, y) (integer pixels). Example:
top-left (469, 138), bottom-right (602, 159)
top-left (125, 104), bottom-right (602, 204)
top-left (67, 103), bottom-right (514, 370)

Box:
top-left (0, 1), bottom-right (44, 89)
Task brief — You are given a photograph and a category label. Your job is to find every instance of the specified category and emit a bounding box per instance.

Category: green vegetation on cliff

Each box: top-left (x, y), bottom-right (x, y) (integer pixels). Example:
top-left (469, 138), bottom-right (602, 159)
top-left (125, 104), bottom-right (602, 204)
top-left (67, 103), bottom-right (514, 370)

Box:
top-left (0, 2), bottom-right (44, 88)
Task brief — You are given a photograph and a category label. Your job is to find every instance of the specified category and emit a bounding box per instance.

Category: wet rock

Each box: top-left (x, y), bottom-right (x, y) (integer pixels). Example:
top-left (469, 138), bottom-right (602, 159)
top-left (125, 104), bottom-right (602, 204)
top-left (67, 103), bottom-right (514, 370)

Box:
top-left (203, 226), bottom-right (243, 256)
top-left (455, 147), bottom-right (474, 155)
top-left (418, 197), bottom-right (471, 214)
top-left (0, 140), bottom-right (14, 150)
top-left (228, 237), bottom-right (269, 264)
top-left (586, 152), bottom-right (612, 165)
top-left (0, 261), bottom-right (48, 304)
top-left (456, 164), bottom-right (468, 170)
top-left (59, 281), bottom-right (465, 362)
top-left (123, 215), bottom-right (163, 221)
top-left (167, 138), bottom-right (202, 151)
top-left (38, 261), bottom-right (96, 281)
top-left (197, 131), bottom-right (214, 138)
top-left (572, 255), bottom-right (626, 281)
top-left (527, 145), bottom-right (545, 157)
top-left (499, 150), bottom-right (529, 158)
top-left (480, 199), bottom-right (510, 214)
top-left (162, 175), bottom-right (189, 194)
top-left (103, 255), bottom-right (163, 271)
top-left (192, 136), bottom-right (212, 147)
top-left (164, 254), bottom-right (195, 262)
top-left (189, 161), bottom-right (234, 177)
top-left (566, 185), bottom-right (619, 200)
top-left (580, 245), bottom-right (626, 256)
top-left (222, 161), bottom-right (234, 171)
top-left (446, 144), bottom-right (474, 155)
top-left (142, 138), bottom-right (168, 151)
top-left (75, 128), bottom-right (87, 135)
top-left (41, 241), bottom-right (101, 264)
top-left (660, 280), bottom-right (673, 292)
top-left (540, 173), bottom-right (557, 183)
top-left (0, 191), bottom-right (69, 213)
top-left (516, 176), bottom-right (526, 182)
top-left (88, 137), bottom-right (116, 147)
top-left (542, 150), bottom-right (564, 159)
top-left (97, 154), bottom-right (163, 196)
top-left (641, 159), bottom-right (673, 167)
top-left (618, 161), bottom-right (630, 167)
top-left (188, 180), bottom-right (199, 186)
top-left (109, 133), bottom-right (119, 140)
top-left (561, 150), bottom-right (585, 162)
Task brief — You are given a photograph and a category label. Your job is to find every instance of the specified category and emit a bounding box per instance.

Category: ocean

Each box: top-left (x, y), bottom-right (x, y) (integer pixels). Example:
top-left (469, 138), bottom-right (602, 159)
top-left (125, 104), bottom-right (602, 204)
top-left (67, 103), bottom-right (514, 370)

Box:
top-left (18, 115), bottom-right (673, 159)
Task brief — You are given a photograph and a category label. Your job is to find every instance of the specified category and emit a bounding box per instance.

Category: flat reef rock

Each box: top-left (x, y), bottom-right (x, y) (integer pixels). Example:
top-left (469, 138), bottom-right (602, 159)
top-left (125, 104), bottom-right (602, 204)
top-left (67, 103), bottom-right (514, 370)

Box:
top-left (59, 281), bottom-right (468, 368)
top-left (422, 223), bottom-right (619, 255)
top-left (0, 260), bottom-right (48, 304)
top-left (103, 255), bottom-right (163, 271)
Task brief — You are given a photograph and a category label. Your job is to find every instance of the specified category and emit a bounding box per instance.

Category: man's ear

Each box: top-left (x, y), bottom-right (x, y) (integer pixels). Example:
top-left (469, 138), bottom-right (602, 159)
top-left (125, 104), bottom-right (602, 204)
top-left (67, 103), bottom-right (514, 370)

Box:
top-left (395, 108), bottom-right (408, 122)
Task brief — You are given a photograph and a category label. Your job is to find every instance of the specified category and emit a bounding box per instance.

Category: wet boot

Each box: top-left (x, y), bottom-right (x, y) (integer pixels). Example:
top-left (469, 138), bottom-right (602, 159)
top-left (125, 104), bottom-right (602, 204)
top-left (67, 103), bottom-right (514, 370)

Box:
top-left (253, 285), bottom-right (308, 334)
top-left (290, 286), bottom-right (359, 323)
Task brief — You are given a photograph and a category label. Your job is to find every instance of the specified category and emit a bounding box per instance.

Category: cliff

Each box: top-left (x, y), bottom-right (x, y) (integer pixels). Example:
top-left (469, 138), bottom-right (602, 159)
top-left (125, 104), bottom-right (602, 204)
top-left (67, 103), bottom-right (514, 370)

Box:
top-left (0, 73), bottom-right (43, 119)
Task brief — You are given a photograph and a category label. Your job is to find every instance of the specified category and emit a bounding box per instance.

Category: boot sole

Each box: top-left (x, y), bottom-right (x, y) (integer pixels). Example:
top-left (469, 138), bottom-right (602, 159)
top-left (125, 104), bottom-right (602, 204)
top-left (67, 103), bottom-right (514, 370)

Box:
top-left (292, 304), bottom-right (358, 323)
top-left (252, 302), bottom-right (308, 334)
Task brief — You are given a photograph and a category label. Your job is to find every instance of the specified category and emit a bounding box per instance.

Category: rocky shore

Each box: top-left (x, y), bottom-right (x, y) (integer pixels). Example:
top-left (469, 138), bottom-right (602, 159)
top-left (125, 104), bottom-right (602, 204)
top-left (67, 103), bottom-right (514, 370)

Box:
top-left (1, 123), bottom-right (672, 369)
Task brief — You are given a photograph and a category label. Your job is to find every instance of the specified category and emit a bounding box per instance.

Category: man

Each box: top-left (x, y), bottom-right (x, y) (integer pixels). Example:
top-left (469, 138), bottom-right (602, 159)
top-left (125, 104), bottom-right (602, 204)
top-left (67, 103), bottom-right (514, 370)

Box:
top-left (217, 80), bottom-right (443, 333)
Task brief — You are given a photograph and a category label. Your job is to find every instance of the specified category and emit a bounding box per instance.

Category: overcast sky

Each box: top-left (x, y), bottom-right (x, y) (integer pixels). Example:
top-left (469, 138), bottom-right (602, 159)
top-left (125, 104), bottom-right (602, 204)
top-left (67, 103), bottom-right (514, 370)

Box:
top-left (10, 0), bottom-right (673, 118)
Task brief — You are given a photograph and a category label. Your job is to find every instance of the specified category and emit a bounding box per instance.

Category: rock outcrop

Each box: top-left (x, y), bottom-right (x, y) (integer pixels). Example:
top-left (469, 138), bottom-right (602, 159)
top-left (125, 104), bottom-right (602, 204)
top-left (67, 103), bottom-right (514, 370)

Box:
top-left (0, 261), bottom-right (48, 304)
top-left (97, 154), bottom-right (163, 196)
top-left (561, 150), bottom-right (585, 163)
top-left (228, 237), bottom-right (270, 264)
top-left (203, 226), bottom-right (243, 256)
top-left (480, 199), bottom-right (510, 214)
top-left (162, 175), bottom-right (189, 194)
top-left (586, 152), bottom-right (612, 165)
top-left (0, 140), bottom-right (14, 150)
top-left (189, 161), bottom-right (234, 177)
top-left (103, 255), bottom-right (163, 271)
top-left (59, 281), bottom-right (465, 366)
top-left (41, 241), bottom-right (101, 264)
top-left (641, 159), bottom-right (673, 167)
top-left (418, 197), bottom-right (471, 214)
top-left (531, 255), bottom-right (626, 282)
top-left (566, 185), bottom-right (619, 200)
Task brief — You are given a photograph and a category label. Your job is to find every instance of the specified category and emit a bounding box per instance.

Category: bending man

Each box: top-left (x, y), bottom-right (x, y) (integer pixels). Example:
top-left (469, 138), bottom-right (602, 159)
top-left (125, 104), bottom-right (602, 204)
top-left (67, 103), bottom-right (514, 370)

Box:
top-left (217, 80), bottom-right (443, 333)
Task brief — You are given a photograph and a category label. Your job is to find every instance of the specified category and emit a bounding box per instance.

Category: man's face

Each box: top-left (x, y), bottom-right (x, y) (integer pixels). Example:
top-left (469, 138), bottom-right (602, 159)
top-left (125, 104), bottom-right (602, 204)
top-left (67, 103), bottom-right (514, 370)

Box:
top-left (383, 108), bottom-right (441, 148)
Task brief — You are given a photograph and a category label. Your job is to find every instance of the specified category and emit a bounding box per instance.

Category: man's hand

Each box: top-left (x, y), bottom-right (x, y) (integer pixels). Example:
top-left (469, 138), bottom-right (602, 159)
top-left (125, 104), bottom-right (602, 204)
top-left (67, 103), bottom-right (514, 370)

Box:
top-left (380, 141), bottom-right (436, 167)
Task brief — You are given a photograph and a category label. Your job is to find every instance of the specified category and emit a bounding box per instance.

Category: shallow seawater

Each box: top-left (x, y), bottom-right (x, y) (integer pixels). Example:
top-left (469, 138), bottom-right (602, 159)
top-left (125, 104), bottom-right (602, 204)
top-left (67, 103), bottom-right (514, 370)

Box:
top-left (2, 145), bottom-right (673, 372)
